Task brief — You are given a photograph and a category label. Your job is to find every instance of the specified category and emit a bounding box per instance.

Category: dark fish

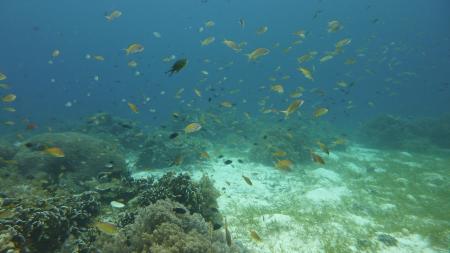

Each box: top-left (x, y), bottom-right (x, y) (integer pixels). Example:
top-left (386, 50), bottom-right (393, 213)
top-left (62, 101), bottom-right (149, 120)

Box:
top-left (238, 159), bottom-right (244, 163)
top-left (242, 175), bottom-right (253, 186)
top-left (173, 207), bottom-right (187, 214)
top-left (224, 160), bottom-right (232, 165)
top-left (169, 132), bottom-right (179, 139)
top-left (166, 58), bottom-right (188, 76)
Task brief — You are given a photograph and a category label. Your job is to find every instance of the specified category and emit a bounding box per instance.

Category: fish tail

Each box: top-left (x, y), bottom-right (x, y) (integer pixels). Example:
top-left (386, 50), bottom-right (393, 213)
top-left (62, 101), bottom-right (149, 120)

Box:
top-left (123, 48), bottom-right (130, 55)
top-left (280, 110), bottom-right (289, 118)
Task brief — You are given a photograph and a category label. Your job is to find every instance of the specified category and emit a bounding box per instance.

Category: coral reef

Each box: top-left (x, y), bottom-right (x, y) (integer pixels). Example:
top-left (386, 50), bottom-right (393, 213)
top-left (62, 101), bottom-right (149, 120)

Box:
top-left (95, 199), bottom-right (245, 253)
top-left (136, 172), bottom-right (223, 229)
top-left (0, 191), bottom-right (100, 253)
top-left (13, 132), bottom-right (127, 182)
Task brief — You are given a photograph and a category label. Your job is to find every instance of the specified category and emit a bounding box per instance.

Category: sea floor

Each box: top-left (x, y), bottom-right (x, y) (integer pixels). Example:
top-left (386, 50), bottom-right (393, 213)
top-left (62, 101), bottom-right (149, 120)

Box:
top-left (133, 145), bottom-right (450, 253)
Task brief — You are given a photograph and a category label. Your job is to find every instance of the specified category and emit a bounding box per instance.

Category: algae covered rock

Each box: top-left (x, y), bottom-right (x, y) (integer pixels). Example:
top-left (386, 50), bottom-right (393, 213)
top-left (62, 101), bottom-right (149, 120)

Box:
top-left (13, 132), bottom-right (127, 181)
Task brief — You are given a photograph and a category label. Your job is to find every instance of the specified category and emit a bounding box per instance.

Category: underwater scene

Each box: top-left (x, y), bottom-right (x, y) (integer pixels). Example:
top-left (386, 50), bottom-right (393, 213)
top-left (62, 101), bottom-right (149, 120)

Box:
top-left (0, 0), bottom-right (449, 252)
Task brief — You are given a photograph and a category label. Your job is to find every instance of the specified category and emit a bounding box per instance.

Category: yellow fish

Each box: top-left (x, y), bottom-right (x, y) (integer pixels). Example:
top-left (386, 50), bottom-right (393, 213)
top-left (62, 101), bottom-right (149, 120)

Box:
top-left (335, 38), bottom-right (351, 48)
top-left (128, 102), bottom-right (138, 113)
top-left (275, 160), bottom-right (293, 170)
top-left (128, 60), bottom-right (138, 68)
top-left (95, 221), bottom-right (118, 235)
top-left (184, 123), bottom-right (202, 133)
top-left (250, 230), bottom-right (262, 242)
top-left (256, 26), bottom-right (268, 35)
top-left (223, 39), bottom-right (241, 52)
top-left (105, 10), bottom-right (122, 21)
top-left (319, 54), bottom-right (334, 62)
top-left (0, 83), bottom-right (9, 89)
top-left (2, 94), bottom-right (16, 103)
top-left (2, 107), bottom-right (16, 112)
top-left (194, 89), bottom-right (202, 97)
top-left (271, 84), bottom-right (284, 94)
top-left (124, 43), bottom-right (144, 55)
top-left (94, 55), bottom-right (105, 61)
top-left (220, 101), bottom-right (233, 108)
top-left (272, 150), bottom-right (287, 157)
top-left (281, 99), bottom-right (304, 118)
top-left (246, 48), bottom-right (270, 61)
top-left (201, 36), bottom-right (215, 46)
top-left (52, 49), bottom-right (60, 57)
top-left (45, 147), bottom-right (65, 158)
top-left (0, 72), bottom-right (7, 81)
top-left (293, 30), bottom-right (306, 39)
top-left (298, 67), bottom-right (313, 81)
top-left (313, 107), bottom-right (329, 118)
top-left (327, 20), bottom-right (343, 33)
top-left (205, 20), bottom-right (215, 28)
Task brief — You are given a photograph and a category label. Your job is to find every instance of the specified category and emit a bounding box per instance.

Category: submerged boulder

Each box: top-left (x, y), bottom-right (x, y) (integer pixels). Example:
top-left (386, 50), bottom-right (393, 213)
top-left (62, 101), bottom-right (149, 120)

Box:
top-left (13, 132), bottom-right (127, 181)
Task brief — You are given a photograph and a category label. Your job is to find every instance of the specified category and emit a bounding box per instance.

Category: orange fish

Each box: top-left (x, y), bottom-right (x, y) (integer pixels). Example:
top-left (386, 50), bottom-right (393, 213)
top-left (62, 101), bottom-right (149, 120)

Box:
top-left (311, 151), bottom-right (325, 164)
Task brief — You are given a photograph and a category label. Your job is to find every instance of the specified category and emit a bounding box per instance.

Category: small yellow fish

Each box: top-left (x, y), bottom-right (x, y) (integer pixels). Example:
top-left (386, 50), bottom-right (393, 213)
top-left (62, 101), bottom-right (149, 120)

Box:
top-left (246, 48), bottom-right (270, 61)
top-left (199, 151), bottom-right (209, 159)
top-left (184, 122), bottom-right (202, 133)
top-left (290, 91), bottom-right (303, 98)
top-left (124, 43), bottom-right (144, 55)
top-left (319, 54), bottom-right (334, 62)
top-left (272, 150), bottom-right (287, 157)
top-left (333, 137), bottom-right (346, 145)
top-left (2, 107), bottom-right (16, 112)
top-left (127, 102), bottom-right (138, 113)
top-left (3, 121), bottom-right (15, 126)
top-left (221, 101), bottom-right (233, 108)
top-left (250, 230), bottom-right (262, 242)
top-left (223, 39), bottom-right (241, 52)
top-left (205, 20), bottom-right (215, 28)
top-left (0, 83), bottom-right (9, 89)
top-left (281, 99), bottom-right (304, 118)
top-left (194, 89), bottom-right (202, 97)
top-left (335, 38), bottom-right (351, 48)
top-left (45, 147), bottom-right (65, 158)
top-left (293, 30), bottom-right (306, 39)
top-left (317, 141), bottom-right (330, 155)
top-left (275, 160), bottom-right (293, 170)
top-left (345, 58), bottom-right (356, 65)
top-left (94, 55), bottom-right (105, 61)
top-left (2, 94), bottom-right (16, 103)
top-left (242, 175), bottom-right (253, 186)
top-left (271, 84), bottom-right (284, 94)
top-left (0, 73), bottom-right (6, 81)
top-left (105, 10), bottom-right (122, 21)
top-left (128, 60), bottom-right (138, 68)
top-left (52, 49), bottom-right (60, 57)
top-left (298, 67), bottom-right (313, 81)
top-left (327, 20), bottom-right (343, 33)
top-left (201, 36), bottom-right (215, 46)
top-left (95, 221), bottom-right (118, 235)
top-left (256, 26), bottom-right (268, 35)
top-left (313, 107), bottom-right (328, 118)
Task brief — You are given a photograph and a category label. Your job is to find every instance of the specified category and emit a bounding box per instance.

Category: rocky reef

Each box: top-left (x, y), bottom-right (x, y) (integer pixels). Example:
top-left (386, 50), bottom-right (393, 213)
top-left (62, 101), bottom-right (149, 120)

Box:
top-left (13, 132), bottom-right (127, 183)
top-left (358, 114), bottom-right (450, 150)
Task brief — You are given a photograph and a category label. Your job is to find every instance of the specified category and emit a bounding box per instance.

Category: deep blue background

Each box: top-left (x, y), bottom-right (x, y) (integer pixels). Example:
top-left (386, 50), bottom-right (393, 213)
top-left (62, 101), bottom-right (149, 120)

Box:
top-left (1, 0), bottom-right (449, 131)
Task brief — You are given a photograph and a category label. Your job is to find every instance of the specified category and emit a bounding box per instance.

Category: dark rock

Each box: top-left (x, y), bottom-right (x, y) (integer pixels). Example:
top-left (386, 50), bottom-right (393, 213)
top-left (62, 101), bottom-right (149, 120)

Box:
top-left (377, 233), bottom-right (398, 246)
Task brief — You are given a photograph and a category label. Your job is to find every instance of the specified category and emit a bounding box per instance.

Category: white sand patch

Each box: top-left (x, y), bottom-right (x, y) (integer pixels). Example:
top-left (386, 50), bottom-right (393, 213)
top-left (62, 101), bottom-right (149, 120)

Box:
top-left (345, 162), bottom-right (366, 174)
top-left (311, 168), bottom-right (341, 182)
top-left (305, 186), bottom-right (350, 203)
top-left (348, 146), bottom-right (384, 161)
top-left (348, 214), bottom-right (372, 226)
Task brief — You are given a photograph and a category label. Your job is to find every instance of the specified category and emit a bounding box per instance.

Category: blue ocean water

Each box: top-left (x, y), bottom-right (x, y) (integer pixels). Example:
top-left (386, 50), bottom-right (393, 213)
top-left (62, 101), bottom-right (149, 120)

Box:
top-left (1, 0), bottom-right (449, 131)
